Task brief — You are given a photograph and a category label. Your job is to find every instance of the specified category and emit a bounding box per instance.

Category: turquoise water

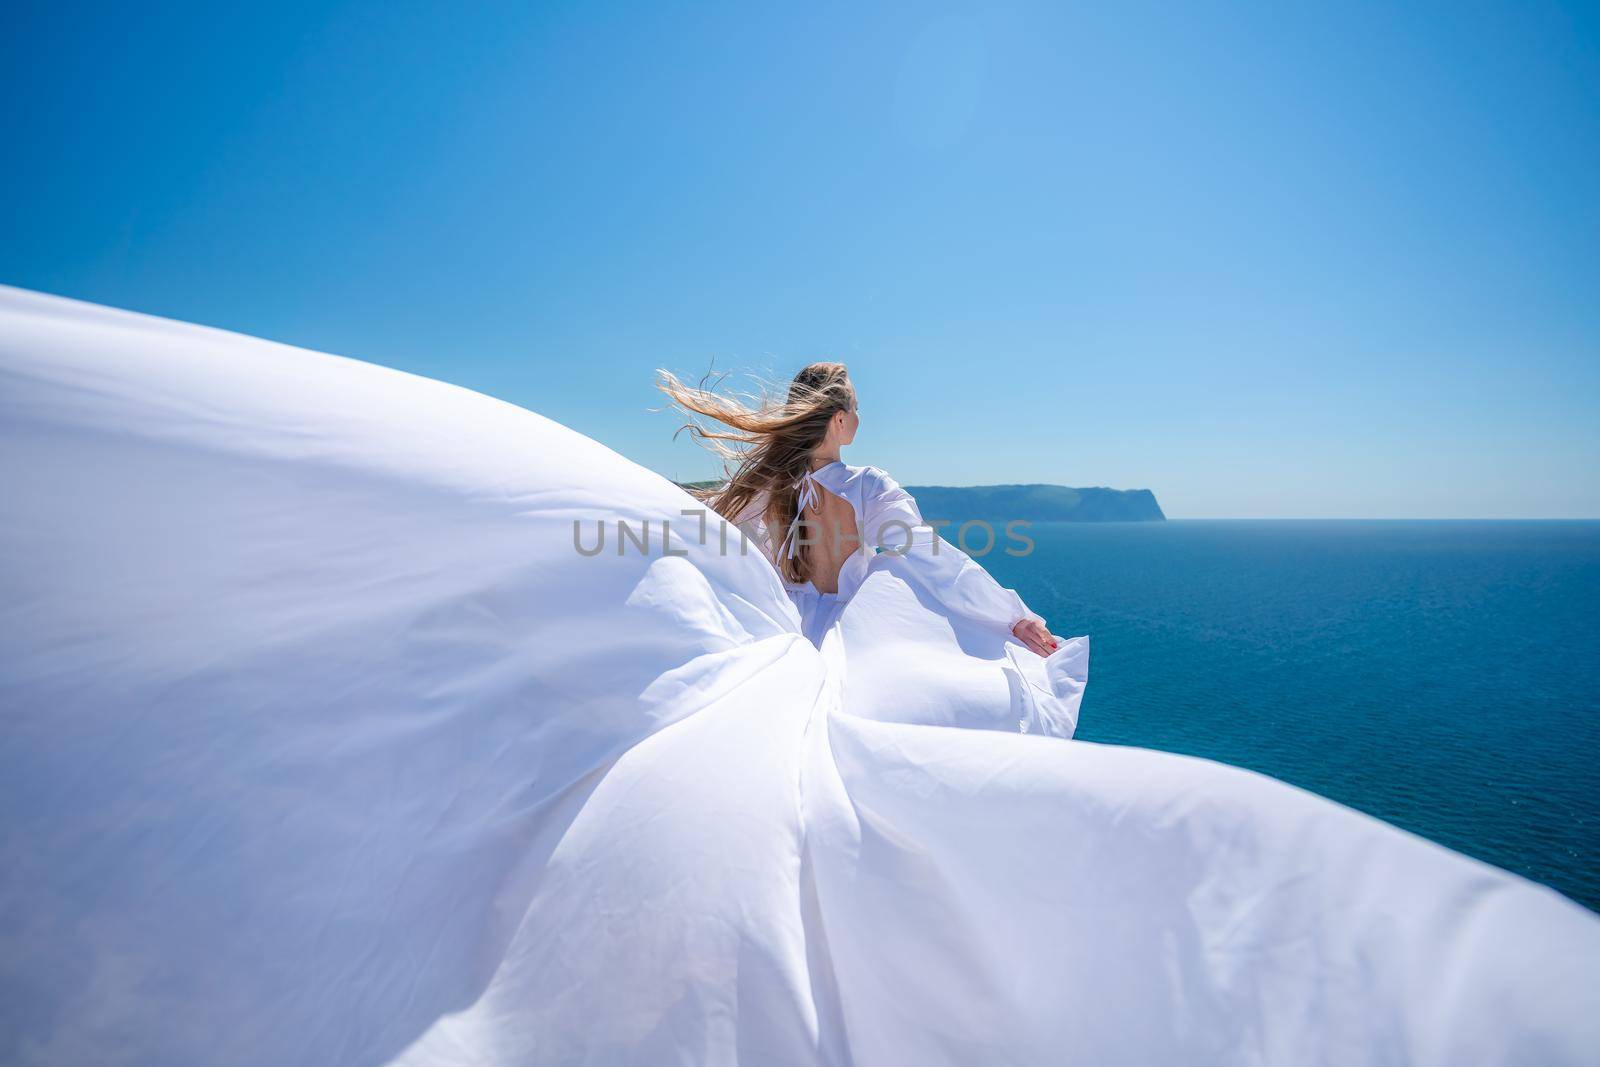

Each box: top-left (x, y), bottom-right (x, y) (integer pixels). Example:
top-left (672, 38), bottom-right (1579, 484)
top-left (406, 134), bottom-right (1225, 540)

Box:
top-left (983, 520), bottom-right (1600, 912)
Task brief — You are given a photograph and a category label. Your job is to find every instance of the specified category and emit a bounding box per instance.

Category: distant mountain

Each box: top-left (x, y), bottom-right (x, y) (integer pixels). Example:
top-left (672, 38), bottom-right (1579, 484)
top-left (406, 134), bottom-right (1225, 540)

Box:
top-left (675, 479), bottom-right (1165, 522)
top-left (903, 484), bottom-right (1166, 523)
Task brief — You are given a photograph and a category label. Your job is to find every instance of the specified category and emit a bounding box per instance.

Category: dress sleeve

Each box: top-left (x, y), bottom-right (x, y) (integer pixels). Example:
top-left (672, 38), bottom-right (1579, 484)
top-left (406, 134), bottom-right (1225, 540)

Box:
top-left (729, 491), bottom-right (776, 566)
top-left (858, 467), bottom-right (1044, 638)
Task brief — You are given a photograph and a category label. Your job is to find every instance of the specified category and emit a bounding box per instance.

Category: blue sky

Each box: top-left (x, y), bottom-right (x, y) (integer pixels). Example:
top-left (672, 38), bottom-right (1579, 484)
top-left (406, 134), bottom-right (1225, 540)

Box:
top-left (3, 1), bottom-right (1596, 517)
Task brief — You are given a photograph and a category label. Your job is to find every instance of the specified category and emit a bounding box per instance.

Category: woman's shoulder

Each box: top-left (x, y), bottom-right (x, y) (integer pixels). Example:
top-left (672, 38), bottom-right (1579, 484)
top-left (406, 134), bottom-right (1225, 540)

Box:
top-left (816, 461), bottom-right (905, 498)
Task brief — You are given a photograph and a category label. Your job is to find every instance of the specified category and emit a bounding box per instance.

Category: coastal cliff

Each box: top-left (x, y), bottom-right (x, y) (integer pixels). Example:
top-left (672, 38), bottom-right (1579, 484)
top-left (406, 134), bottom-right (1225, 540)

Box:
top-left (678, 480), bottom-right (1165, 523)
top-left (903, 484), bottom-right (1166, 523)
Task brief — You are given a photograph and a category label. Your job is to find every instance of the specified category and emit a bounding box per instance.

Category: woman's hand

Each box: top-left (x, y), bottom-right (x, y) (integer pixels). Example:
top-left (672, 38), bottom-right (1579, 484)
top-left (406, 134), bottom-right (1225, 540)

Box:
top-left (1012, 618), bottom-right (1059, 658)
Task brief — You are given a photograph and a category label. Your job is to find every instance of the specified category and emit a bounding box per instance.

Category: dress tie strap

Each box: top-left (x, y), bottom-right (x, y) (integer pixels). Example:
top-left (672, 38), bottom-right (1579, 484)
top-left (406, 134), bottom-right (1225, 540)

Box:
top-left (779, 470), bottom-right (821, 560)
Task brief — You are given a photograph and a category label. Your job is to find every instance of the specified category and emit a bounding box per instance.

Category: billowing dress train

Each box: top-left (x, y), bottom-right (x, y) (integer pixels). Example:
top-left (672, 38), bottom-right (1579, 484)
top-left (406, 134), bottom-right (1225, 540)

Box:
top-left (1, 284), bottom-right (1597, 1066)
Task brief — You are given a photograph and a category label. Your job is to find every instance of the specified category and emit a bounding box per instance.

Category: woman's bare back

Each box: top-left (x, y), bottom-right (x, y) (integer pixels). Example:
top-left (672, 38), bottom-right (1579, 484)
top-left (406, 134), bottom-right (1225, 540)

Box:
top-left (779, 482), bottom-right (858, 594)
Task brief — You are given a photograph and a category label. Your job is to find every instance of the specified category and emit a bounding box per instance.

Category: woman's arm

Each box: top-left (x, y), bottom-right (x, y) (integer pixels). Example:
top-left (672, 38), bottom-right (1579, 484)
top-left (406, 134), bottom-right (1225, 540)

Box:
top-left (858, 467), bottom-right (1059, 655)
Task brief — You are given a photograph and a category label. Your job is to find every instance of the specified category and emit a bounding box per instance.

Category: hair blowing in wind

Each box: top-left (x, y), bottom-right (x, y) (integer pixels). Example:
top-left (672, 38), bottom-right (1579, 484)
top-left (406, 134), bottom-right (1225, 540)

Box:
top-left (656, 362), bottom-right (855, 584)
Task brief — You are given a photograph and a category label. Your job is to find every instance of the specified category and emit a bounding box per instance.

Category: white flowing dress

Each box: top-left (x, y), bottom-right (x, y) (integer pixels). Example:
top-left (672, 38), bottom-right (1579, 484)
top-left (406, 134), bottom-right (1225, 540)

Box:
top-left (2, 284), bottom-right (1598, 1067)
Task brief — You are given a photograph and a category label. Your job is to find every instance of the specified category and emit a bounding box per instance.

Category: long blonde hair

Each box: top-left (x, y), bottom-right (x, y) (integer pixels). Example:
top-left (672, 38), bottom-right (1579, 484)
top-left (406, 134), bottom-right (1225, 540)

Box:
top-left (656, 362), bottom-right (855, 584)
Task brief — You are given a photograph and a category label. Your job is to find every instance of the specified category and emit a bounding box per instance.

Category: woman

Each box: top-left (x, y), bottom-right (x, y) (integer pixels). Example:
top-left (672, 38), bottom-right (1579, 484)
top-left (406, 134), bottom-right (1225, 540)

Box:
top-left (658, 361), bottom-right (1089, 737)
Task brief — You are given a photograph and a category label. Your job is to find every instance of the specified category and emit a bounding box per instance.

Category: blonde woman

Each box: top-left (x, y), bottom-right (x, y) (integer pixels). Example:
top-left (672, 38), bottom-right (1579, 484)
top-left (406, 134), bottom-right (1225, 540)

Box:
top-left (659, 361), bottom-right (1088, 736)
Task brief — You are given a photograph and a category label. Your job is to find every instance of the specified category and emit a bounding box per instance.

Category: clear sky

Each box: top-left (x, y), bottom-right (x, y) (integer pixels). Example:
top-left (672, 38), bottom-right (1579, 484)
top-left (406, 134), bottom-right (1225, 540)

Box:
top-left (3, 2), bottom-right (1596, 517)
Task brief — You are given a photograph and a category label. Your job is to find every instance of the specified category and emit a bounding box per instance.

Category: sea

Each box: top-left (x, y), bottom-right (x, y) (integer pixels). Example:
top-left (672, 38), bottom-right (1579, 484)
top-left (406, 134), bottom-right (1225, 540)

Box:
top-left (980, 519), bottom-right (1600, 913)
